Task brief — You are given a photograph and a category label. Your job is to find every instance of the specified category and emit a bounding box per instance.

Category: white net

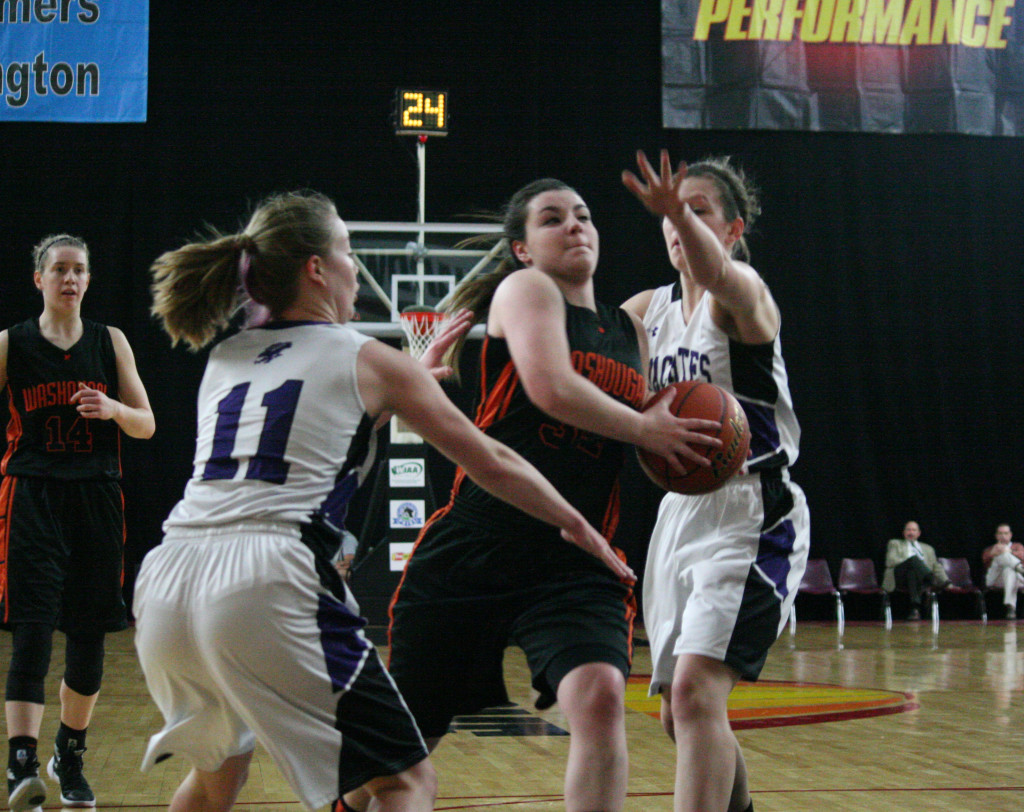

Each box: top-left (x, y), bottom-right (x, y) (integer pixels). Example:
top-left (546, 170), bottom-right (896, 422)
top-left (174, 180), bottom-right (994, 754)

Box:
top-left (399, 308), bottom-right (446, 359)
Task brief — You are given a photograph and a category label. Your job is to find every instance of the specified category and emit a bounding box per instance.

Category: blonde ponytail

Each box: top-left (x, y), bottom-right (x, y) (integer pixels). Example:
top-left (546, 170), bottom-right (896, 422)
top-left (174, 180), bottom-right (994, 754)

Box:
top-left (150, 191), bottom-right (338, 350)
top-left (150, 233), bottom-right (245, 351)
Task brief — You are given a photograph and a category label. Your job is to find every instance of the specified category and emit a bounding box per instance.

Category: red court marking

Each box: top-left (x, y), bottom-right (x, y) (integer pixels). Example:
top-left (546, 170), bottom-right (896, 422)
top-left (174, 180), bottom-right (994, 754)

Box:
top-left (625, 676), bottom-right (917, 729)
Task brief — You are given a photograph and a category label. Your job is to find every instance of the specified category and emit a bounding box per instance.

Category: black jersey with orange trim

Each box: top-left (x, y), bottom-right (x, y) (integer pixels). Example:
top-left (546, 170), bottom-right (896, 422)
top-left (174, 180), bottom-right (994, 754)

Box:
top-left (408, 300), bottom-right (644, 585)
top-left (461, 301), bottom-right (643, 532)
top-left (2, 318), bottom-right (121, 481)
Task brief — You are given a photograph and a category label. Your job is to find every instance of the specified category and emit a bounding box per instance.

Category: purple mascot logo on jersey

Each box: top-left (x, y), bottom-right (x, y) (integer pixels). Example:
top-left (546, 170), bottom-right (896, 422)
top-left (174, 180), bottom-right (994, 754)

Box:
top-left (254, 342), bottom-right (293, 364)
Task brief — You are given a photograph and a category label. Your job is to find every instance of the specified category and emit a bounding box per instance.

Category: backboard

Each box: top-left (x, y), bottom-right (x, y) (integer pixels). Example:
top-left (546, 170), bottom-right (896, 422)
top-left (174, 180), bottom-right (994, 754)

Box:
top-left (348, 221), bottom-right (501, 340)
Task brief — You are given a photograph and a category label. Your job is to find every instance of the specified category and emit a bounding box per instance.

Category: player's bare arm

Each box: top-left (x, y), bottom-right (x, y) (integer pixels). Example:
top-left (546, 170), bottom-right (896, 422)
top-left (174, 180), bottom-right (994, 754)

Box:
top-left (491, 269), bottom-right (718, 468)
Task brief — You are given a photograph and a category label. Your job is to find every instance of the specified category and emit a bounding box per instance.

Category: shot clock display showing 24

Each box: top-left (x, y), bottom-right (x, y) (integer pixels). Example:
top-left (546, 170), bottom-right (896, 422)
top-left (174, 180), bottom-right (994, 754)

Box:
top-left (394, 88), bottom-right (449, 136)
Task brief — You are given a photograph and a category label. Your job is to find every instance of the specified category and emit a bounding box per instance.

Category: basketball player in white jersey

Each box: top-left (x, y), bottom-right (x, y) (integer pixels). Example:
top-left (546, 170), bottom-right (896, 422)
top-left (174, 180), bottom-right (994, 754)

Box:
top-left (135, 191), bottom-right (633, 812)
top-left (622, 151), bottom-right (810, 812)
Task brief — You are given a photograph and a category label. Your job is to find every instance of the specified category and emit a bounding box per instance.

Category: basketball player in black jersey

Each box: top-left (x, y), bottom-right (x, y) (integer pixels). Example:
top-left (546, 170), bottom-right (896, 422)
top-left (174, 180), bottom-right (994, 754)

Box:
top-left (1, 235), bottom-right (154, 811)
top-left (344, 180), bottom-right (720, 812)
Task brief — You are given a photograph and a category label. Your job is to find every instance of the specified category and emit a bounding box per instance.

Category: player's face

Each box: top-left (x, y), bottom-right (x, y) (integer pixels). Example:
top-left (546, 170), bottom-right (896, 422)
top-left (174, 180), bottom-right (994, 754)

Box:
top-left (996, 525), bottom-right (1012, 544)
top-left (320, 217), bottom-right (359, 323)
top-left (662, 176), bottom-right (742, 274)
top-left (514, 190), bottom-right (599, 280)
top-left (35, 246), bottom-right (90, 312)
top-left (903, 522), bottom-right (921, 541)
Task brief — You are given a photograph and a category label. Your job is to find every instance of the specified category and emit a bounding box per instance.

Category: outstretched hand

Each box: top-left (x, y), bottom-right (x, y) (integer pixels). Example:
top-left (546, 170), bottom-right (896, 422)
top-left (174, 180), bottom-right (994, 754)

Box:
top-left (621, 149), bottom-right (688, 221)
top-left (419, 308), bottom-right (474, 381)
top-left (561, 520), bottom-right (637, 584)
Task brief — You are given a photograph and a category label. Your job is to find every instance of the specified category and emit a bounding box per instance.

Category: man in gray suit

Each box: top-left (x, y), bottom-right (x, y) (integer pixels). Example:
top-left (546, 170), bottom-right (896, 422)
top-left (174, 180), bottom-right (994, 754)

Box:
top-left (883, 521), bottom-right (949, 620)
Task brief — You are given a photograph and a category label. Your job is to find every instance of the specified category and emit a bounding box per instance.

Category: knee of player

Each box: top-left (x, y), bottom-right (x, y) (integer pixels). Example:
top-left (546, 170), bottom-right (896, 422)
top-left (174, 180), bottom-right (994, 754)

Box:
top-left (561, 665), bottom-right (625, 726)
top-left (63, 632), bottom-right (106, 697)
top-left (6, 625), bottom-right (54, 702)
top-left (588, 681), bottom-right (626, 726)
top-left (669, 669), bottom-right (722, 723)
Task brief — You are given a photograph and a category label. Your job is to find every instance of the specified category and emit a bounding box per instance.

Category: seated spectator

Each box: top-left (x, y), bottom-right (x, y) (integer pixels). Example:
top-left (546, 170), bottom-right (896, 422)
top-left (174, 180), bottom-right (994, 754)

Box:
top-left (332, 528), bottom-right (359, 582)
top-left (882, 521), bottom-right (949, 620)
top-left (983, 523), bottom-right (1024, 620)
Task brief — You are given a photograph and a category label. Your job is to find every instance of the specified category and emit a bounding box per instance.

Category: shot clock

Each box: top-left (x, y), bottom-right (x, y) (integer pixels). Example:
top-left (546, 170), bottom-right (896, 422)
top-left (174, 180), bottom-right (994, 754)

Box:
top-left (394, 89), bottom-right (449, 136)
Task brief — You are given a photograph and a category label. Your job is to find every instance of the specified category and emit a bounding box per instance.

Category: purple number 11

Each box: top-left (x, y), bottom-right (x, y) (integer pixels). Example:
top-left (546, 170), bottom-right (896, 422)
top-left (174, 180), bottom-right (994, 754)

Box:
top-left (202, 380), bottom-right (303, 484)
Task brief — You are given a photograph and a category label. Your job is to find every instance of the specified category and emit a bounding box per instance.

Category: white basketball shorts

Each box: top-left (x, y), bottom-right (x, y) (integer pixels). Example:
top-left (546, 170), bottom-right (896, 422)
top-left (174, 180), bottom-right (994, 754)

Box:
top-left (133, 522), bottom-right (426, 810)
top-left (642, 470), bottom-right (810, 695)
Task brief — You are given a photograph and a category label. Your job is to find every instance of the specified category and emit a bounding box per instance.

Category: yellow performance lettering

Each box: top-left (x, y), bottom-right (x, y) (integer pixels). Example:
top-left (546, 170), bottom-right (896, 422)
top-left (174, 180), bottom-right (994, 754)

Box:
top-left (830, 0), bottom-right (865, 40)
top-left (961, 0), bottom-right (991, 45)
top-left (694, 0), bottom-right (734, 39)
top-left (930, 0), bottom-right (965, 44)
top-left (725, 0), bottom-right (755, 39)
top-left (779, 0), bottom-right (805, 38)
top-left (899, 0), bottom-right (933, 42)
top-left (859, 0), bottom-right (903, 43)
top-left (750, 0), bottom-right (784, 39)
top-left (693, 0), bottom-right (1012, 45)
top-left (802, 0), bottom-right (838, 41)
top-left (985, 0), bottom-right (1014, 46)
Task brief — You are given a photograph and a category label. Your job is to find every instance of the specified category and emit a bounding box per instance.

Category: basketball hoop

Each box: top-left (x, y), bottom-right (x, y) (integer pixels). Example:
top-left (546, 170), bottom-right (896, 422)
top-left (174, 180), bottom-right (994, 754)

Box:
top-left (399, 306), bottom-right (446, 360)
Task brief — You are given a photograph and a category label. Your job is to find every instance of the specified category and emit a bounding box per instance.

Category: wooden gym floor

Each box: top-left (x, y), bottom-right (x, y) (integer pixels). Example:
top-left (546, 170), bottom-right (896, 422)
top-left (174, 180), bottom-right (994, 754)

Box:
top-left (2, 619), bottom-right (1021, 811)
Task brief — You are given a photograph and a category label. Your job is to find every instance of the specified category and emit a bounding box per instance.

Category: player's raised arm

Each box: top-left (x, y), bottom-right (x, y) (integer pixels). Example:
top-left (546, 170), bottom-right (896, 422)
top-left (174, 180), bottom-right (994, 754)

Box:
top-left (624, 148), bottom-right (778, 344)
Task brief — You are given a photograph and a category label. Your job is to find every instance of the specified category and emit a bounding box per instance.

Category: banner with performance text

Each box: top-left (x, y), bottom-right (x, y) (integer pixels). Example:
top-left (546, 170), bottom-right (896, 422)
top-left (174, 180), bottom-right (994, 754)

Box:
top-left (662, 0), bottom-right (1024, 135)
top-left (1, 0), bottom-right (148, 122)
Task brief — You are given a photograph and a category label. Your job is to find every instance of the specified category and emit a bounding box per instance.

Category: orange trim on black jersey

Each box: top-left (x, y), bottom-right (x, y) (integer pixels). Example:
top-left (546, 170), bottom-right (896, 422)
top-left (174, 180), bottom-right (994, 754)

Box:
top-left (474, 357), bottom-right (520, 431)
top-left (2, 388), bottom-right (23, 476)
top-left (0, 476), bottom-right (16, 623)
top-left (623, 586), bottom-right (637, 667)
top-left (599, 477), bottom-right (637, 664)
top-left (601, 478), bottom-right (621, 541)
top-left (119, 486), bottom-right (127, 587)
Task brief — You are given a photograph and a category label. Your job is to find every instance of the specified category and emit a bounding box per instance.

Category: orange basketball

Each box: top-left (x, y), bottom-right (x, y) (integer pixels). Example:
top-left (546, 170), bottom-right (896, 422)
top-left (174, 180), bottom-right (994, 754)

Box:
top-left (637, 380), bottom-right (751, 494)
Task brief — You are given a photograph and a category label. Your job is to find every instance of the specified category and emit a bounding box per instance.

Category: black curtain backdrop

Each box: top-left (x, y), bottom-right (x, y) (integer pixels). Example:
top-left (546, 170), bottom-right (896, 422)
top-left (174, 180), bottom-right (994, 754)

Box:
top-left (2, 2), bottom-right (1022, 604)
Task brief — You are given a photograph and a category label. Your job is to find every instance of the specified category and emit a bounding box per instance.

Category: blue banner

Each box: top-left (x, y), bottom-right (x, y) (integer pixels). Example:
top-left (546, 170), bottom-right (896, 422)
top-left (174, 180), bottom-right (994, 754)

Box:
top-left (1, 0), bottom-right (148, 122)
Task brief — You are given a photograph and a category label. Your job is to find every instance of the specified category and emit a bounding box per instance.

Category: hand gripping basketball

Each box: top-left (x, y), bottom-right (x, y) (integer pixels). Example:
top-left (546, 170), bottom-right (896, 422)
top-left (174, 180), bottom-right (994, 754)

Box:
top-left (637, 380), bottom-right (751, 494)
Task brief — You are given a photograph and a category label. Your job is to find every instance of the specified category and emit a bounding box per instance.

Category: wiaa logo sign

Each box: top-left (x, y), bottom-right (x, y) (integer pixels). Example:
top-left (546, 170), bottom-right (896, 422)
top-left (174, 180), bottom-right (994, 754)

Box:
top-left (389, 459), bottom-right (425, 488)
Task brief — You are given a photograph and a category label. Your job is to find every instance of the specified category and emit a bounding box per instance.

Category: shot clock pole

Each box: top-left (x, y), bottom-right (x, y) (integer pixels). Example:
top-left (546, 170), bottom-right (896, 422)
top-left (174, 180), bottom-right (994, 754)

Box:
top-left (417, 133), bottom-right (427, 283)
top-left (393, 88), bottom-right (448, 300)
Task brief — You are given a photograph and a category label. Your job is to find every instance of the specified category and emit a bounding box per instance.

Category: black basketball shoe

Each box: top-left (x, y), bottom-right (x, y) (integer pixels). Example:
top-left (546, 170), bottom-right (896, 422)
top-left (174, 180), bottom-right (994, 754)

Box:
top-left (6, 746), bottom-right (46, 812)
top-left (47, 743), bottom-right (96, 808)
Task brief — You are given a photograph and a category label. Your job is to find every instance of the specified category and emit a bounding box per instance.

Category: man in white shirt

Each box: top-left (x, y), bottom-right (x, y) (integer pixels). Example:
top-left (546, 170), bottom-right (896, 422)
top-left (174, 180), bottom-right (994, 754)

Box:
top-left (982, 523), bottom-right (1024, 620)
top-left (882, 521), bottom-right (949, 620)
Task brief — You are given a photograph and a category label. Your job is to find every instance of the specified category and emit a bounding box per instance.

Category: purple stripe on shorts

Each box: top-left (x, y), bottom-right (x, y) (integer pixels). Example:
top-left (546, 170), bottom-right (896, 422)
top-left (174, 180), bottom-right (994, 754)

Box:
top-left (317, 594), bottom-right (370, 692)
top-left (756, 518), bottom-right (796, 598)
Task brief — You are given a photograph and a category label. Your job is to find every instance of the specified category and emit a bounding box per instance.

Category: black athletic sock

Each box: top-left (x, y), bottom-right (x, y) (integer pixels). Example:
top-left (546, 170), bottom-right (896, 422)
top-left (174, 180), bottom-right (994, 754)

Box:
top-left (8, 736), bottom-right (38, 766)
top-left (55, 723), bottom-right (87, 753)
